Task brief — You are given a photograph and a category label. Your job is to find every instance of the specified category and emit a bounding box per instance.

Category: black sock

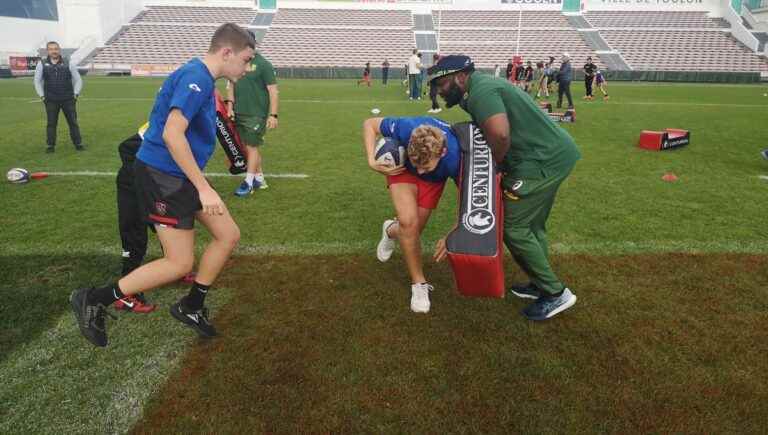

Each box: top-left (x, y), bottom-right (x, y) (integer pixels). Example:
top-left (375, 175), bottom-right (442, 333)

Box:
top-left (87, 283), bottom-right (125, 306)
top-left (184, 282), bottom-right (210, 310)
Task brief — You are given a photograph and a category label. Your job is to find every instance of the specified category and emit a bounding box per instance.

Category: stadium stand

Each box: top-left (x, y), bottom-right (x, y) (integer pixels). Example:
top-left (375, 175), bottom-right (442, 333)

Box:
top-left (131, 5), bottom-right (255, 24)
top-left (583, 11), bottom-right (728, 29)
top-left (433, 10), bottom-right (570, 29)
top-left (256, 8), bottom-right (414, 67)
top-left (81, 4), bottom-right (768, 74)
top-left (601, 30), bottom-right (768, 72)
top-left (581, 11), bottom-right (768, 72)
top-left (434, 10), bottom-right (602, 69)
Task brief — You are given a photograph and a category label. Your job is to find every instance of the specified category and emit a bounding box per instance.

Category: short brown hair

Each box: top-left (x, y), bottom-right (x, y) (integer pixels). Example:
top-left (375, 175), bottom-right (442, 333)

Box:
top-left (407, 125), bottom-right (446, 167)
top-left (208, 23), bottom-right (255, 54)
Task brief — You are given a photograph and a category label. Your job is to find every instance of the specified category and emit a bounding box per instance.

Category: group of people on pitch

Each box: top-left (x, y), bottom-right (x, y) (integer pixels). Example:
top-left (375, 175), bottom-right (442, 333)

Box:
top-left (71, 23), bottom-right (581, 349)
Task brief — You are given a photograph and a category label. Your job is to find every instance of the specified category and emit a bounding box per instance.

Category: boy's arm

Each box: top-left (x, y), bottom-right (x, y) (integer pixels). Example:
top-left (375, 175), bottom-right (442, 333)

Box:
top-left (362, 117), bottom-right (404, 176)
top-left (226, 80), bottom-right (235, 119)
top-left (163, 109), bottom-right (224, 215)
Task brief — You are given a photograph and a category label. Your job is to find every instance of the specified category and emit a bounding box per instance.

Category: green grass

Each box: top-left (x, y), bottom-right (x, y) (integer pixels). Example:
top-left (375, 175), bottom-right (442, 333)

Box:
top-left (0, 76), bottom-right (767, 433)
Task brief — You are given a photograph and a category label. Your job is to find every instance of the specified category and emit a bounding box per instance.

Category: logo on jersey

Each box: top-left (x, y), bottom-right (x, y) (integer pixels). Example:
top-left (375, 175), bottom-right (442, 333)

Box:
top-left (188, 83), bottom-right (201, 92)
top-left (462, 125), bottom-right (495, 235)
top-left (155, 201), bottom-right (168, 216)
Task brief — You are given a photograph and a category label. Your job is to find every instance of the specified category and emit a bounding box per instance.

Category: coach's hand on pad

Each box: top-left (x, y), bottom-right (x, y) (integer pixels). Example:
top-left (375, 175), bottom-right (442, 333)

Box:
top-left (199, 188), bottom-right (226, 216)
top-left (368, 160), bottom-right (405, 176)
top-left (434, 238), bottom-right (447, 262)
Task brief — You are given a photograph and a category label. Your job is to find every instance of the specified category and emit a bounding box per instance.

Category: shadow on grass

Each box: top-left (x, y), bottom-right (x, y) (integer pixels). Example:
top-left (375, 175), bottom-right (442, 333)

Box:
top-left (132, 253), bottom-right (768, 434)
top-left (0, 255), bottom-right (122, 362)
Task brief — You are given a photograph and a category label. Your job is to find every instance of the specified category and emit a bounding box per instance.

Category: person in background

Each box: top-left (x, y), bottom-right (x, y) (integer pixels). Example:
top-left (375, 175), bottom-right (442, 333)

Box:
top-left (583, 56), bottom-right (597, 101)
top-left (34, 41), bottom-right (84, 153)
top-left (556, 53), bottom-right (574, 110)
top-left (546, 56), bottom-right (557, 96)
top-left (428, 53), bottom-right (442, 113)
top-left (408, 49), bottom-right (422, 100)
top-left (523, 61), bottom-right (534, 94)
top-left (594, 69), bottom-right (609, 101)
top-left (382, 59), bottom-right (390, 85)
top-left (357, 62), bottom-right (372, 87)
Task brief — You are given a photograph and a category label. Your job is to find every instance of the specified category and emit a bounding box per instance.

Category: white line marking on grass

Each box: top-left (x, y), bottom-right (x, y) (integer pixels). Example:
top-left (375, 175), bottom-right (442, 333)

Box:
top-left (758, 175), bottom-right (768, 181)
top-left (44, 171), bottom-right (309, 178)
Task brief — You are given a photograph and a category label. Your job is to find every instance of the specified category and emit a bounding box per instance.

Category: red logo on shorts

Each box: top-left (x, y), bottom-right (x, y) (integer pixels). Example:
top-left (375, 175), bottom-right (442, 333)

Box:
top-left (155, 201), bottom-right (168, 216)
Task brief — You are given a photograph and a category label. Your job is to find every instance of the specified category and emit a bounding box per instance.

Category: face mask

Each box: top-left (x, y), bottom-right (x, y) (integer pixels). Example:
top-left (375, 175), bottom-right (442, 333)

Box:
top-left (443, 80), bottom-right (464, 108)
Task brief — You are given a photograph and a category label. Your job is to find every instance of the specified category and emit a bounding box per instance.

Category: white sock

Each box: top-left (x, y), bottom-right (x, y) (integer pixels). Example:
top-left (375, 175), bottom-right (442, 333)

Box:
top-left (245, 173), bottom-right (256, 184)
top-left (254, 172), bottom-right (265, 182)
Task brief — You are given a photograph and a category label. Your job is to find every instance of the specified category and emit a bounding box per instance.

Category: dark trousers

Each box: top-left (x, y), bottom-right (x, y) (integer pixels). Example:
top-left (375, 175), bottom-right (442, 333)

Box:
top-left (117, 163), bottom-right (148, 276)
top-left (45, 99), bottom-right (81, 147)
top-left (557, 81), bottom-right (574, 109)
top-left (429, 84), bottom-right (440, 110)
top-left (382, 68), bottom-right (389, 85)
top-left (584, 76), bottom-right (594, 97)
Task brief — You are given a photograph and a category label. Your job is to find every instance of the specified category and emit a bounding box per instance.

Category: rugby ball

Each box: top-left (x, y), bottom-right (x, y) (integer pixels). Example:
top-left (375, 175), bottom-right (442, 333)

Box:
top-left (374, 137), bottom-right (406, 168)
top-left (6, 168), bottom-right (30, 184)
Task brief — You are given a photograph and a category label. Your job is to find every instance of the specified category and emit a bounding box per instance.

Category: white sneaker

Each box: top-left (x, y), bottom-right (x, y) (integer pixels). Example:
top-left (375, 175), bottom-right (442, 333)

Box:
top-left (432, 108), bottom-right (442, 113)
top-left (410, 282), bottom-right (433, 313)
top-left (376, 219), bottom-right (396, 262)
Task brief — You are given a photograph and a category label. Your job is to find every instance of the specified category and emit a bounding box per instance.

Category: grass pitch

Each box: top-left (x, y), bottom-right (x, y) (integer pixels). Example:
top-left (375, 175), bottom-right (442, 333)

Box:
top-left (0, 77), bottom-right (767, 433)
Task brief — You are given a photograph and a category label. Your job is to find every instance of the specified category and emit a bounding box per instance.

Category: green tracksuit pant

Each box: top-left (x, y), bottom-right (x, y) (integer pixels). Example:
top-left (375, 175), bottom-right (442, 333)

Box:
top-left (501, 163), bottom-right (575, 296)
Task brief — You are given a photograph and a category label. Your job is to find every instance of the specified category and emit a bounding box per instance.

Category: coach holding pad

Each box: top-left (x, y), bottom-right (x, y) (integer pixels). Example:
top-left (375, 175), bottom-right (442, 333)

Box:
top-left (34, 41), bottom-right (84, 153)
top-left (429, 55), bottom-right (580, 321)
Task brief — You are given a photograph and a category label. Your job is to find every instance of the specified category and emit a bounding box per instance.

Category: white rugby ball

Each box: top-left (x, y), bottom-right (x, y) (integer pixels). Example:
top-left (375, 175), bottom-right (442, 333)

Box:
top-left (6, 168), bottom-right (30, 184)
top-left (371, 108), bottom-right (381, 115)
top-left (374, 137), bottom-right (406, 168)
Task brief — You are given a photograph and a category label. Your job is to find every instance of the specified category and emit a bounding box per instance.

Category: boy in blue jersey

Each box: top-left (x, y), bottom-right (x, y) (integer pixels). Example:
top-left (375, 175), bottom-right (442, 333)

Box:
top-left (70, 23), bottom-right (256, 347)
top-left (362, 116), bottom-right (460, 313)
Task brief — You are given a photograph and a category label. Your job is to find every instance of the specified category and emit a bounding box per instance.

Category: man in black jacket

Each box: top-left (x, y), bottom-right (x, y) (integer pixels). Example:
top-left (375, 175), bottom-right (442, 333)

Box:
top-left (583, 56), bottom-right (597, 101)
top-left (34, 41), bottom-right (83, 153)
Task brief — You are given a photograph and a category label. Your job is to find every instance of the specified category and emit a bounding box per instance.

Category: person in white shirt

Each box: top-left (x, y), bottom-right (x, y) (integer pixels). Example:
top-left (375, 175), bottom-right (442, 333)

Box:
top-left (407, 49), bottom-right (422, 100)
top-left (494, 64), bottom-right (501, 78)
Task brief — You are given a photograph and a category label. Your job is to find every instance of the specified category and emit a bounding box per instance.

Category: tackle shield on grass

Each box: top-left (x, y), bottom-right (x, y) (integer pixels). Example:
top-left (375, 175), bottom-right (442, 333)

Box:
top-left (214, 90), bottom-right (247, 174)
top-left (446, 122), bottom-right (505, 298)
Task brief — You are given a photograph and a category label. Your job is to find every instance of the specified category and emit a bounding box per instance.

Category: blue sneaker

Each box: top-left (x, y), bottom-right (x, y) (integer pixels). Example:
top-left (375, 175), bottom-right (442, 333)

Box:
top-left (761, 149), bottom-right (768, 160)
top-left (509, 282), bottom-right (540, 299)
top-left (521, 288), bottom-right (577, 321)
top-left (234, 180), bottom-right (255, 197)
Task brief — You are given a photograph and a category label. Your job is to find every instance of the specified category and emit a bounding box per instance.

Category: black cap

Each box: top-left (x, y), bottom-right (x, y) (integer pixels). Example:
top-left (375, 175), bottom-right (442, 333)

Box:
top-left (427, 54), bottom-right (474, 84)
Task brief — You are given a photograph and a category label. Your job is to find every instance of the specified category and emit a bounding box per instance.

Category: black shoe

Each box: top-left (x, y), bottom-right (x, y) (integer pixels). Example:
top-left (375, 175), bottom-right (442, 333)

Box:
top-left (170, 300), bottom-right (217, 338)
top-left (75, 144), bottom-right (85, 151)
top-left (69, 287), bottom-right (115, 347)
top-left (46, 146), bottom-right (55, 153)
top-left (509, 282), bottom-right (541, 299)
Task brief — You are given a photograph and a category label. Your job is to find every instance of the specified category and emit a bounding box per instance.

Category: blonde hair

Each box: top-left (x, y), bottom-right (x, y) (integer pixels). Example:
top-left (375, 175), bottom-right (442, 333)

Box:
top-left (407, 125), bottom-right (446, 167)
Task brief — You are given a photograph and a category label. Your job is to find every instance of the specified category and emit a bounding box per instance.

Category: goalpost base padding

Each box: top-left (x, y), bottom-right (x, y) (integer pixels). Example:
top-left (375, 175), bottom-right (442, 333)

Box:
top-left (446, 122), bottom-right (505, 299)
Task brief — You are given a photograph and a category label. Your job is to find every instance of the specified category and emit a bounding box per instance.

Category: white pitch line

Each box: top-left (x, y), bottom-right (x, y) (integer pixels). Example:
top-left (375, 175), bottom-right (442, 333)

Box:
top-left (758, 175), bottom-right (768, 180)
top-left (44, 171), bottom-right (308, 178)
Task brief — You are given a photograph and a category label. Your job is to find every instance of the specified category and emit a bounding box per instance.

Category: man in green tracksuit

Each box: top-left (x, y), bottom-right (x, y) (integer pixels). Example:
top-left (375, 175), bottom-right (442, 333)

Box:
top-left (226, 38), bottom-right (279, 197)
top-left (430, 55), bottom-right (580, 321)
